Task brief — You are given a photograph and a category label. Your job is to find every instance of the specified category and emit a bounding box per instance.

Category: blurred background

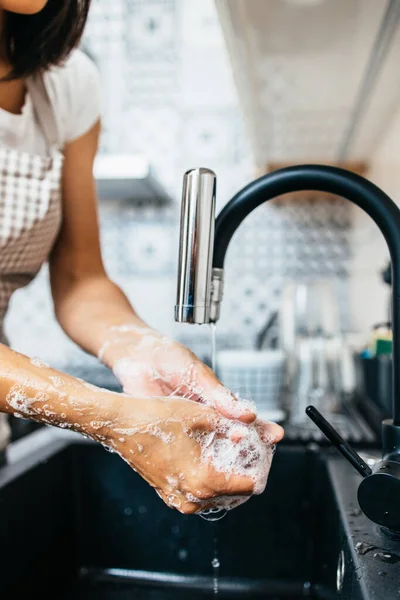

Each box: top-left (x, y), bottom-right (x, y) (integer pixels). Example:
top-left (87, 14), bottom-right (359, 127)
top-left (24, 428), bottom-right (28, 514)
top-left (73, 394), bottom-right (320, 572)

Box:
top-left (3, 0), bottom-right (398, 426)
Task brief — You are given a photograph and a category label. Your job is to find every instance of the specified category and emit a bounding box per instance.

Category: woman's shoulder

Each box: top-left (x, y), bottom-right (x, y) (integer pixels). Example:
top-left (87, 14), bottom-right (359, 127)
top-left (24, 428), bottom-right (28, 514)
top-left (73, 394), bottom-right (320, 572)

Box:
top-left (43, 49), bottom-right (101, 145)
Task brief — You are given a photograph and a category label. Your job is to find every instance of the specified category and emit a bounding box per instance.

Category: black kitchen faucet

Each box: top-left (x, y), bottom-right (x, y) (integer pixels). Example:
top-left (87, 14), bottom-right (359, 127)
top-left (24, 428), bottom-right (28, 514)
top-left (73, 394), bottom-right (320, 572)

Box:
top-left (175, 164), bottom-right (400, 536)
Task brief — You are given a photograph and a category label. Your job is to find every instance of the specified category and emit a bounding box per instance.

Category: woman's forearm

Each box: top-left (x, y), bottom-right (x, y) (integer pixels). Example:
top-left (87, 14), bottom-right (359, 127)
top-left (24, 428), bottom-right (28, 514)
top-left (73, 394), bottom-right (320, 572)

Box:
top-left (0, 343), bottom-right (119, 438)
top-left (51, 273), bottom-right (148, 362)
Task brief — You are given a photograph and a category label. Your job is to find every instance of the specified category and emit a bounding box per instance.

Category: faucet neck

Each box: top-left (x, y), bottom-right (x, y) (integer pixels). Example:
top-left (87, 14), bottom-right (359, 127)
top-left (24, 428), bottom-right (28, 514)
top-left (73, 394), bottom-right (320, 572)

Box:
top-left (213, 165), bottom-right (400, 432)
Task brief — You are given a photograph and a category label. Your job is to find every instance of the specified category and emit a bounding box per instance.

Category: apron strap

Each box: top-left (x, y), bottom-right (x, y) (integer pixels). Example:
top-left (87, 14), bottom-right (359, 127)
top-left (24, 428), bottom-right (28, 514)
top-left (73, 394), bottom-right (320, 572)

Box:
top-left (26, 73), bottom-right (61, 150)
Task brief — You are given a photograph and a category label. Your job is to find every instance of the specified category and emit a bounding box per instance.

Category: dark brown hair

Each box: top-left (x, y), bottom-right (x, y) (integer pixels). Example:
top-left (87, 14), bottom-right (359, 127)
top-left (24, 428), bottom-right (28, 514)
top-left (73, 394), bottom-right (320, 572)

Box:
top-left (3, 0), bottom-right (92, 80)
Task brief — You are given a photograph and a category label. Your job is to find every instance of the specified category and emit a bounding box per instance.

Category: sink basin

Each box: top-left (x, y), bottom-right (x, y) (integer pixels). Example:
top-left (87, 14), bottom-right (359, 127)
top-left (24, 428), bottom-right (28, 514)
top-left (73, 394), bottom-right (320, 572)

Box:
top-left (0, 429), bottom-right (398, 599)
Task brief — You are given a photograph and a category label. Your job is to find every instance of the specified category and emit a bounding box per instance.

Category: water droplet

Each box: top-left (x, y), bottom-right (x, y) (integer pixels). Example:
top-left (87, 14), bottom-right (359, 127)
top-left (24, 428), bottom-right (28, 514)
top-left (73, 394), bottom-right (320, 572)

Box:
top-left (138, 505), bottom-right (147, 515)
top-left (178, 549), bottom-right (188, 561)
top-left (137, 444), bottom-right (143, 453)
top-left (124, 507), bottom-right (132, 516)
top-left (210, 322), bottom-right (217, 373)
top-left (373, 551), bottom-right (400, 564)
top-left (212, 548), bottom-right (220, 597)
top-left (379, 571), bottom-right (388, 577)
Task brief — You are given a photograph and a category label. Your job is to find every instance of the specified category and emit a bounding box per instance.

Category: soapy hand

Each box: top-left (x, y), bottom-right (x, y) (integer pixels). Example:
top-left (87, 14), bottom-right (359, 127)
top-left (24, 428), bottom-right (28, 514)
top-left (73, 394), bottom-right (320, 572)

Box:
top-left (0, 342), bottom-right (277, 516)
top-left (101, 394), bottom-right (275, 514)
top-left (98, 324), bottom-right (283, 442)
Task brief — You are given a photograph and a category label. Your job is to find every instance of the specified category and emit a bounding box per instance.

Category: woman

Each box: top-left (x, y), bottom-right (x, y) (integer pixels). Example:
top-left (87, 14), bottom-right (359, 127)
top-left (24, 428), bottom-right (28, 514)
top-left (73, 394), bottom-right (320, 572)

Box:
top-left (0, 0), bottom-right (283, 513)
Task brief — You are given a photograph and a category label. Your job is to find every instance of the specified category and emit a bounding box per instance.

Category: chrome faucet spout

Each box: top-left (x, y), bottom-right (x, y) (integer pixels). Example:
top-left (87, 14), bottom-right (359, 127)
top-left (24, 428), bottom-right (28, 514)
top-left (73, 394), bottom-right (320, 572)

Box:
top-left (175, 168), bottom-right (216, 324)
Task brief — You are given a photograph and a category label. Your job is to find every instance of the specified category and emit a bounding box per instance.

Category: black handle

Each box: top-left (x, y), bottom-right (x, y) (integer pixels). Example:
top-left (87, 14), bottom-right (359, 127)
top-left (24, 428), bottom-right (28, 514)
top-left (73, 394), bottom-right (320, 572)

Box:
top-left (305, 406), bottom-right (372, 478)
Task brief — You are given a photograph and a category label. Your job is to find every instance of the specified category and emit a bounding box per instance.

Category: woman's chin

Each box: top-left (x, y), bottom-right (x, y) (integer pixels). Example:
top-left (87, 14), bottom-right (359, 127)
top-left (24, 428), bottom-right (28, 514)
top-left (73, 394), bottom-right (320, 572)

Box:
top-left (1, 0), bottom-right (49, 15)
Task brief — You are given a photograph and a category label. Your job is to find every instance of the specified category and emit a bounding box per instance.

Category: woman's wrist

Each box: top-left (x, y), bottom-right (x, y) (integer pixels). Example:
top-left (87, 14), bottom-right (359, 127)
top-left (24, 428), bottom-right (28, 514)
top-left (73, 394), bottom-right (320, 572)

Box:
top-left (47, 373), bottom-right (140, 442)
top-left (98, 323), bottom-right (162, 370)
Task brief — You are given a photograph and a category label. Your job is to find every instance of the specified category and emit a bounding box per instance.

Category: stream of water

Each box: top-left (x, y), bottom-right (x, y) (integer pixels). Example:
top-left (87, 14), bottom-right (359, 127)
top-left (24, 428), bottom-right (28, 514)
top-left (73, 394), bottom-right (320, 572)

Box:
top-left (212, 528), bottom-right (220, 596)
top-left (210, 323), bottom-right (220, 596)
top-left (210, 322), bottom-right (217, 374)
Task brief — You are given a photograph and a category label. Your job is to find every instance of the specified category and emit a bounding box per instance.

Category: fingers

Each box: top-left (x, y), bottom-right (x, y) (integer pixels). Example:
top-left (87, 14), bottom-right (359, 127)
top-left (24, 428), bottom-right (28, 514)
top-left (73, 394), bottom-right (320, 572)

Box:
top-left (115, 349), bottom-right (256, 426)
top-left (157, 479), bottom-right (253, 514)
top-left (228, 425), bottom-right (248, 442)
top-left (180, 501), bottom-right (206, 515)
top-left (155, 483), bottom-right (216, 515)
top-left (219, 472), bottom-right (254, 496)
top-left (193, 413), bottom-right (284, 446)
top-left (255, 420), bottom-right (284, 443)
top-left (154, 457), bottom-right (255, 515)
top-left (189, 465), bottom-right (254, 499)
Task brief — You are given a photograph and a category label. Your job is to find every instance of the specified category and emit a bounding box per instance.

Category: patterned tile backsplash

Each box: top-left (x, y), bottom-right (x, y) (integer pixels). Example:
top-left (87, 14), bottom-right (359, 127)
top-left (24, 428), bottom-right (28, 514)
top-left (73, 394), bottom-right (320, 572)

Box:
top-left (4, 0), bottom-right (351, 369)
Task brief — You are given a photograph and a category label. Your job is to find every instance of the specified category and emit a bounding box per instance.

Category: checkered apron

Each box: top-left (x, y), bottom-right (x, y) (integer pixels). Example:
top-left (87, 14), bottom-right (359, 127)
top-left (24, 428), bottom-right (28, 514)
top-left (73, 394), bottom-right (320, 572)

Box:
top-left (0, 73), bottom-right (63, 449)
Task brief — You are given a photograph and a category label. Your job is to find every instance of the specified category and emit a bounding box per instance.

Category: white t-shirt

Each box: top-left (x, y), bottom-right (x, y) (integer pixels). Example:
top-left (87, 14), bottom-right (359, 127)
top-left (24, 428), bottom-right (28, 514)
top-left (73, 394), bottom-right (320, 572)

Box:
top-left (0, 49), bottom-right (101, 155)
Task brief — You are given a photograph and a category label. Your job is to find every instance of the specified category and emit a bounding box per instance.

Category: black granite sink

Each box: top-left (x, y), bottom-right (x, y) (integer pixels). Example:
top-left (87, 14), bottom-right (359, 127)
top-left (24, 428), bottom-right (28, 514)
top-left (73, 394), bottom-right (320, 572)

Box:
top-left (0, 429), bottom-right (398, 599)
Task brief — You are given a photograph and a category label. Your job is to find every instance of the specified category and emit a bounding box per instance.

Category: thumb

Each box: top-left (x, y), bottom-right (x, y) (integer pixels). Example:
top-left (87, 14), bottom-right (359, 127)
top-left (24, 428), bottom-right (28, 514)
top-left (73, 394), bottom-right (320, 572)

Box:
top-left (255, 419), bottom-right (285, 443)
